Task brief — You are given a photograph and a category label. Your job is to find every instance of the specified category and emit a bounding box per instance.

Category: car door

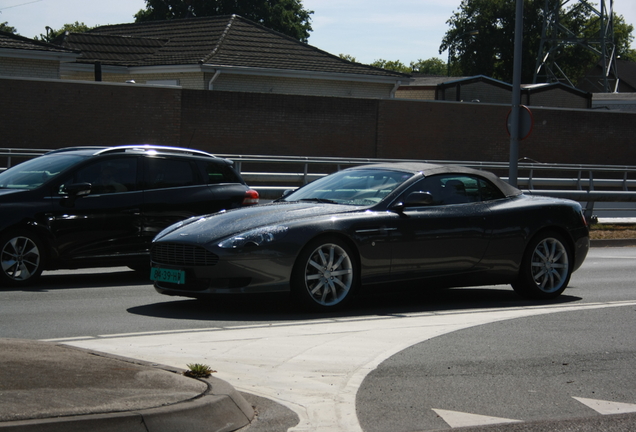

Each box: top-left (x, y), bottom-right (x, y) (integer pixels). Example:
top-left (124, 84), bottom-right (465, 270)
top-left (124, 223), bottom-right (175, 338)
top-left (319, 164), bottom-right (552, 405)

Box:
top-left (47, 156), bottom-right (143, 263)
top-left (389, 174), bottom-right (491, 279)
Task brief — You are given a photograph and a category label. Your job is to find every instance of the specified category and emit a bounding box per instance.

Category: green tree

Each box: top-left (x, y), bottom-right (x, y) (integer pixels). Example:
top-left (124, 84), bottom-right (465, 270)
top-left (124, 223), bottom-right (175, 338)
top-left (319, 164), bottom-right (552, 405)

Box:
top-left (0, 21), bottom-right (17, 34)
top-left (410, 57), bottom-right (447, 75)
top-left (34, 21), bottom-right (94, 43)
top-left (440, 0), bottom-right (634, 83)
top-left (369, 59), bottom-right (411, 73)
top-left (135, 0), bottom-right (313, 42)
top-left (338, 54), bottom-right (357, 62)
top-left (368, 58), bottom-right (447, 75)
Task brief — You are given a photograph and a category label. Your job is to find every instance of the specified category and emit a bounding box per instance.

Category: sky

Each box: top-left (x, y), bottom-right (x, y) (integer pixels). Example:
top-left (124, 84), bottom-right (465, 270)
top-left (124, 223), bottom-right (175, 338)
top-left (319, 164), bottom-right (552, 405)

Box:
top-left (1, 0), bottom-right (635, 65)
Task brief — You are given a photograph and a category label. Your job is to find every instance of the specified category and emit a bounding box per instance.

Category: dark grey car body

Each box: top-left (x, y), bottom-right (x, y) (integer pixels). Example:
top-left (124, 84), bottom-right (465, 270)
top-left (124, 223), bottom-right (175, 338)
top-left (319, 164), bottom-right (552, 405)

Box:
top-left (151, 163), bottom-right (589, 308)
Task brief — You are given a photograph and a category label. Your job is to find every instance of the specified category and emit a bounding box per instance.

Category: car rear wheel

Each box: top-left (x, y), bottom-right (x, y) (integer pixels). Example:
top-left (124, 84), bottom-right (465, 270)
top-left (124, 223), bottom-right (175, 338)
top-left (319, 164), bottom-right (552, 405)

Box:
top-left (291, 236), bottom-right (357, 311)
top-left (512, 231), bottom-right (572, 299)
top-left (0, 230), bottom-right (45, 287)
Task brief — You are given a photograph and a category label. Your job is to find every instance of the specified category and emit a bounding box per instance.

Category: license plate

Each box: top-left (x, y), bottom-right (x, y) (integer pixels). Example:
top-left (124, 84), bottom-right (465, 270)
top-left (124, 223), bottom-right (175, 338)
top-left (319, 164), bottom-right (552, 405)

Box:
top-left (150, 267), bottom-right (185, 284)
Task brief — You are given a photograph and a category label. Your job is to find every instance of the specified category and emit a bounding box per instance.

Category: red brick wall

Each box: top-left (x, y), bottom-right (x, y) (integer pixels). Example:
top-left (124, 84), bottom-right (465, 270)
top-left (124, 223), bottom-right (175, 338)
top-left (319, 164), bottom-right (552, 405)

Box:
top-left (181, 90), bottom-right (379, 158)
top-left (2, 77), bottom-right (635, 166)
top-left (2, 78), bottom-right (181, 149)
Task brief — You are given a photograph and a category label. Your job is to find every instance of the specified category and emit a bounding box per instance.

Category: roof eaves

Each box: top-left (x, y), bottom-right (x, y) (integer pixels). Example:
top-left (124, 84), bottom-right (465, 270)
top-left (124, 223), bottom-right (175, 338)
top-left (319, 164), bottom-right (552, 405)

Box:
top-left (200, 63), bottom-right (410, 84)
top-left (0, 47), bottom-right (79, 61)
top-left (439, 75), bottom-right (512, 90)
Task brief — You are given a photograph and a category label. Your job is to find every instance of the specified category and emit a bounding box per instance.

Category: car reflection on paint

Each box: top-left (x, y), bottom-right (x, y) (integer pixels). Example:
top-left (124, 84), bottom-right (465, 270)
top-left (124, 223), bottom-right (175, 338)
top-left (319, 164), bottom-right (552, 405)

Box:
top-left (150, 162), bottom-right (590, 311)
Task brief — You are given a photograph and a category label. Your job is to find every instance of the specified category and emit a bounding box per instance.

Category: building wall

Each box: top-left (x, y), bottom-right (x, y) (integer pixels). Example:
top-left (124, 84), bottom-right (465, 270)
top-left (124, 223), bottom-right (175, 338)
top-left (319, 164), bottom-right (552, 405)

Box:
top-left (61, 71), bottom-right (206, 89)
top-left (527, 88), bottom-right (589, 109)
top-left (394, 87), bottom-right (436, 100)
top-left (0, 57), bottom-right (60, 79)
top-left (2, 77), bottom-right (634, 167)
top-left (207, 73), bottom-right (394, 99)
top-left (439, 81), bottom-right (512, 103)
top-left (60, 69), bottom-right (394, 98)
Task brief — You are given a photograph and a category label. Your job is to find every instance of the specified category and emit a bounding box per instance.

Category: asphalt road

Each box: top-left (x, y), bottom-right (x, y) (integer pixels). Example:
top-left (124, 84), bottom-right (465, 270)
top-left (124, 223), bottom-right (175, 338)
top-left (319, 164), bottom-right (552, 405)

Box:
top-left (1, 246), bottom-right (635, 431)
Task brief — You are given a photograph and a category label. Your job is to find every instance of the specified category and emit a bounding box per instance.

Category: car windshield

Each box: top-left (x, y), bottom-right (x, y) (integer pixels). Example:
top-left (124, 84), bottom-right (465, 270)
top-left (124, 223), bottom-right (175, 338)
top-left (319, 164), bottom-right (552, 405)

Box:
top-left (282, 168), bottom-right (414, 206)
top-left (0, 154), bottom-right (86, 190)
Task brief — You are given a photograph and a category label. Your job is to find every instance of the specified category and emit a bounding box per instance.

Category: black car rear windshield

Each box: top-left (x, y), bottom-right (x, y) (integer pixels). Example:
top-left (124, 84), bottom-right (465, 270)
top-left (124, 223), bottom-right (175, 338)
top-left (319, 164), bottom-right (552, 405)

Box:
top-left (0, 154), bottom-right (86, 190)
top-left (283, 169), bottom-right (414, 206)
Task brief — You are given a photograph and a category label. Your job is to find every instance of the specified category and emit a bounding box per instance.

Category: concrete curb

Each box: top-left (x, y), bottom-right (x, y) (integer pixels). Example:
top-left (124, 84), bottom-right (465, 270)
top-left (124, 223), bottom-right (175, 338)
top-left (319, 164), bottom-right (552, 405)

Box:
top-left (590, 238), bottom-right (636, 247)
top-left (0, 392), bottom-right (252, 432)
top-left (0, 339), bottom-right (254, 432)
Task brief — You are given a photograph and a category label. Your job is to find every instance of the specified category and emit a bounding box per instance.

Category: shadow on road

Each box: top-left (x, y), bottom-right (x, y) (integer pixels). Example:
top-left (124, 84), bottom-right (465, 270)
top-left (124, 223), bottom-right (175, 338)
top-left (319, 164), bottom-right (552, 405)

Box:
top-left (126, 285), bottom-right (583, 323)
top-left (5, 268), bottom-right (151, 292)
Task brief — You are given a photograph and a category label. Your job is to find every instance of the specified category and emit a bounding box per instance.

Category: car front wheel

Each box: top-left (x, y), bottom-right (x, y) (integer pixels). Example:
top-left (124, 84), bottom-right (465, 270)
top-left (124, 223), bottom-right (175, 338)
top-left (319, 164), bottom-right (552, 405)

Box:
top-left (0, 230), bottom-right (45, 287)
top-left (512, 231), bottom-right (572, 299)
top-left (291, 236), bottom-right (357, 311)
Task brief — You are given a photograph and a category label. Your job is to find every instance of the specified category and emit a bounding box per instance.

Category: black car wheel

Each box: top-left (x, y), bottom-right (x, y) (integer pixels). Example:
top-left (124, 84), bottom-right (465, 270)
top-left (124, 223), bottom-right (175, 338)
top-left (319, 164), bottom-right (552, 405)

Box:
top-left (0, 230), bottom-right (45, 287)
top-left (292, 236), bottom-right (357, 310)
top-left (512, 231), bottom-right (572, 299)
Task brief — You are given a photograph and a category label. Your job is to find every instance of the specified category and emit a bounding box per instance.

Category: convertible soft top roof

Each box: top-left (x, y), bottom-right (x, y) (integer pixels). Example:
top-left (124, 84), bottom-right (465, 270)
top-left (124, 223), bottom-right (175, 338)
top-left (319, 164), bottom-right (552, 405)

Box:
top-left (351, 162), bottom-right (522, 198)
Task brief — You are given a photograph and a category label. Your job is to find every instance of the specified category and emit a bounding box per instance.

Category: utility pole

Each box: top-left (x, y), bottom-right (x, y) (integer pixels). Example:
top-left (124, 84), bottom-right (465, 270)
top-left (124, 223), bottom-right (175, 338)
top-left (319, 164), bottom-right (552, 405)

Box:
top-left (509, 0), bottom-right (524, 187)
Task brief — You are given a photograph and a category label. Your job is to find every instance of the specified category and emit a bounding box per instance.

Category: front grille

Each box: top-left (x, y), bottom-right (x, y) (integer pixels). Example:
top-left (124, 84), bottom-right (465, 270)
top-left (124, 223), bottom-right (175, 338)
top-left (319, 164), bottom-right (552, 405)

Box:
top-left (151, 243), bottom-right (219, 267)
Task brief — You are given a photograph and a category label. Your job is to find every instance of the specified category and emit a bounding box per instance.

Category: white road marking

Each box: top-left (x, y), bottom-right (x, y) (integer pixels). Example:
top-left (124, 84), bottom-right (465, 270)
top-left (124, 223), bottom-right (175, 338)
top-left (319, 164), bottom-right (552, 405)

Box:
top-left (52, 300), bottom-right (636, 432)
top-left (573, 397), bottom-right (636, 415)
top-left (432, 409), bottom-right (522, 428)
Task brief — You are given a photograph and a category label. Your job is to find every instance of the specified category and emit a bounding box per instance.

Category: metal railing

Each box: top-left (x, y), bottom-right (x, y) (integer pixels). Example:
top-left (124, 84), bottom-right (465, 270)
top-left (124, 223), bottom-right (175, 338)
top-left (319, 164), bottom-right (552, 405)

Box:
top-left (220, 154), bottom-right (636, 221)
top-left (2, 148), bottom-right (635, 220)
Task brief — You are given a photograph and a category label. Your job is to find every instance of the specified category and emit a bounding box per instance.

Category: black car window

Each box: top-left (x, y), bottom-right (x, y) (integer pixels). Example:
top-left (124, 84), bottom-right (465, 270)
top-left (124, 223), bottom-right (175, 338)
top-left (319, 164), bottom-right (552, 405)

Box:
top-left (198, 161), bottom-right (242, 184)
top-left (144, 158), bottom-right (200, 190)
top-left (0, 154), bottom-right (85, 190)
top-left (478, 177), bottom-right (506, 201)
top-left (403, 174), bottom-right (504, 205)
top-left (63, 157), bottom-right (138, 195)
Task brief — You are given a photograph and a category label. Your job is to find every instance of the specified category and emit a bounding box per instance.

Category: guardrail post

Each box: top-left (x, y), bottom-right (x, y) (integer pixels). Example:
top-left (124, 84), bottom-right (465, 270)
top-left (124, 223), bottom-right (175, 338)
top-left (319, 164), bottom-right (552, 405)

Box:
top-left (303, 163), bottom-right (308, 185)
top-left (584, 201), bottom-right (595, 223)
top-left (589, 171), bottom-right (594, 191)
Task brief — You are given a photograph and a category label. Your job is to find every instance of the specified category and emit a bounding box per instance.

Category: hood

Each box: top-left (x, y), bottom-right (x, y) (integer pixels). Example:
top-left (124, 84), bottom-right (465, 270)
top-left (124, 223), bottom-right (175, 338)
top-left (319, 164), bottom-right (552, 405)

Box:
top-left (155, 202), bottom-right (361, 244)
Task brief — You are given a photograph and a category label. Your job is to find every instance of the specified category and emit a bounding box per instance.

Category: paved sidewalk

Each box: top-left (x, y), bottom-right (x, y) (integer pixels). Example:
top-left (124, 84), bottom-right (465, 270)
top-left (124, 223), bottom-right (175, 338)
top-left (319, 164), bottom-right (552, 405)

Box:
top-left (0, 338), bottom-right (254, 432)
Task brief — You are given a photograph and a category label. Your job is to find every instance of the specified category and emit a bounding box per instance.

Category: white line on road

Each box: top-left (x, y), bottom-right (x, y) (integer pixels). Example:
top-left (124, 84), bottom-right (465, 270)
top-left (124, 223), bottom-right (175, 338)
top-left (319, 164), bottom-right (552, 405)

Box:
top-left (54, 300), bottom-right (636, 432)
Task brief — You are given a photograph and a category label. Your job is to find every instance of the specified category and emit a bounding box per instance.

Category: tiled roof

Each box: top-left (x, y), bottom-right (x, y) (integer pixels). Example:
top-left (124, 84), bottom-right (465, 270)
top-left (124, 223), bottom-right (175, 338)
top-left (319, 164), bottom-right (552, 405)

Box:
top-left (67, 15), bottom-right (405, 78)
top-left (0, 30), bottom-right (76, 54)
top-left (56, 33), bottom-right (167, 65)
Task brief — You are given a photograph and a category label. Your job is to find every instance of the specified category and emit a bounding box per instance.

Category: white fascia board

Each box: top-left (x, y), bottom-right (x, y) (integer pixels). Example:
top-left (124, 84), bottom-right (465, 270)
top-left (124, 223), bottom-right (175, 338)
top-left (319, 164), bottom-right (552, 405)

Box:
top-left (0, 48), bottom-right (79, 62)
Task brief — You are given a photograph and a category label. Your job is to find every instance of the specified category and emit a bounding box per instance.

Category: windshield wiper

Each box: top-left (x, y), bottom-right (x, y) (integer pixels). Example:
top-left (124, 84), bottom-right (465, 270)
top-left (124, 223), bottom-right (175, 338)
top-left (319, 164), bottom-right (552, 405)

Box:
top-left (298, 198), bottom-right (339, 204)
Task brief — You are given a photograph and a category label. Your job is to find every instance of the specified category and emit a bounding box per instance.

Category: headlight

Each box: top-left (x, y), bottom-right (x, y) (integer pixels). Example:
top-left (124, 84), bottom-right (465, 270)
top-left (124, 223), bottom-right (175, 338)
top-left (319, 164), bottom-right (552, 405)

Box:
top-left (218, 226), bottom-right (288, 249)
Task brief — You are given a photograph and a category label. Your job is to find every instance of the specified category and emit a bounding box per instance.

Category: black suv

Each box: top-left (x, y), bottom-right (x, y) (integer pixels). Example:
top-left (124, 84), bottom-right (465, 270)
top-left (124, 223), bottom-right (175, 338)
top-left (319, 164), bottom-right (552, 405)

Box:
top-left (0, 145), bottom-right (259, 286)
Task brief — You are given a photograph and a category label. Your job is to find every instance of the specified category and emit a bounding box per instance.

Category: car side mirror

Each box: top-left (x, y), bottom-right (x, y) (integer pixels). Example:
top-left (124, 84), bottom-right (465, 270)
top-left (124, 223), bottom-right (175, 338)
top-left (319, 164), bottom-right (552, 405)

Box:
top-left (64, 182), bottom-right (92, 197)
top-left (393, 191), bottom-right (434, 211)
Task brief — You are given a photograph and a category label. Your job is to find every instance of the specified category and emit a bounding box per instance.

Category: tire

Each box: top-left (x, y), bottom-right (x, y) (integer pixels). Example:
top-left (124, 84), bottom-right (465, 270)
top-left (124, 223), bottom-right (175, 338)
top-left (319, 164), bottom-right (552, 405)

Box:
top-left (512, 231), bottom-right (572, 299)
top-left (291, 236), bottom-right (358, 311)
top-left (0, 230), bottom-right (45, 287)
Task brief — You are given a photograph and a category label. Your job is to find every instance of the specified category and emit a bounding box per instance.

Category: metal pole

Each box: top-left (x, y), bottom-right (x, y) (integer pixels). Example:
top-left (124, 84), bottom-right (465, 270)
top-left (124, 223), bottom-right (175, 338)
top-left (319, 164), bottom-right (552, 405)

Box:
top-left (509, 0), bottom-right (524, 187)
